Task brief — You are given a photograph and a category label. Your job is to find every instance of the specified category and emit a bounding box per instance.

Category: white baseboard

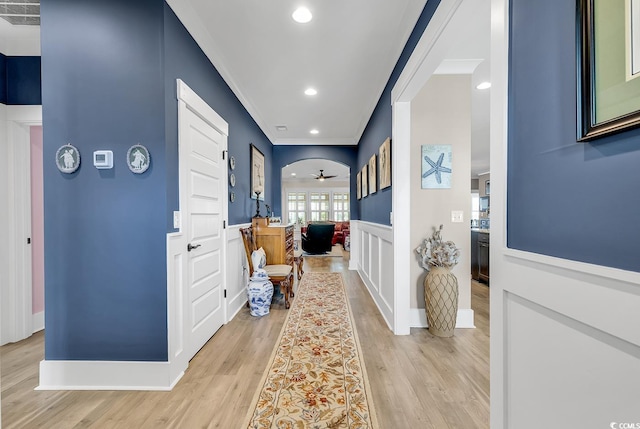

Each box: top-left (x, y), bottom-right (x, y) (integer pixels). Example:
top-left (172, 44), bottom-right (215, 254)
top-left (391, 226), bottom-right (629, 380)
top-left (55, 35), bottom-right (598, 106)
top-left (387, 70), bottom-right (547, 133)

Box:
top-left (32, 311), bottom-right (44, 333)
top-left (37, 360), bottom-right (184, 391)
top-left (227, 290), bottom-right (247, 321)
top-left (409, 308), bottom-right (475, 329)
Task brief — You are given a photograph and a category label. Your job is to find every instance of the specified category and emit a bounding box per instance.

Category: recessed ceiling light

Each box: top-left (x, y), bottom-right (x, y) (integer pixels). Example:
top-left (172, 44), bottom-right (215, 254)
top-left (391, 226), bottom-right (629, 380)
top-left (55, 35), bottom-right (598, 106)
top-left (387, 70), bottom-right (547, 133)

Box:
top-left (292, 7), bottom-right (312, 23)
top-left (276, 125), bottom-right (288, 131)
top-left (304, 88), bottom-right (317, 96)
top-left (291, 173), bottom-right (297, 176)
top-left (310, 129), bottom-right (319, 134)
top-left (476, 82), bottom-right (491, 90)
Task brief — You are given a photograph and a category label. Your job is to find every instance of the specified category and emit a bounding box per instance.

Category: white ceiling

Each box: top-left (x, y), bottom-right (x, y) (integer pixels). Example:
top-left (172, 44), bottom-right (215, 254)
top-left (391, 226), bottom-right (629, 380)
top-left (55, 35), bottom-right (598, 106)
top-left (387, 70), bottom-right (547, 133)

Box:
top-left (166, 0), bottom-right (491, 177)
top-left (3, 0), bottom-right (491, 177)
top-left (282, 159), bottom-right (350, 184)
top-left (165, 0), bottom-right (429, 146)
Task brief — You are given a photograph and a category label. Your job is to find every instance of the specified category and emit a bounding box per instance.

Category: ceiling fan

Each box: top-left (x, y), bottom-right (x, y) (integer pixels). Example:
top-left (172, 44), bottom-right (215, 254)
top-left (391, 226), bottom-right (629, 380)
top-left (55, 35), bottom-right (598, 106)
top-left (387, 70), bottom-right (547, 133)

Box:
top-left (311, 170), bottom-right (337, 181)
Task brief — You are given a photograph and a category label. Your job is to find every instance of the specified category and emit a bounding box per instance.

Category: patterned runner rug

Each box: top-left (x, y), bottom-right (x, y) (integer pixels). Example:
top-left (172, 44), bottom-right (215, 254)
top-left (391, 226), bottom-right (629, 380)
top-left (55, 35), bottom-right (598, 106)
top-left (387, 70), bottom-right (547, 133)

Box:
top-left (243, 272), bottom-right (378, 428)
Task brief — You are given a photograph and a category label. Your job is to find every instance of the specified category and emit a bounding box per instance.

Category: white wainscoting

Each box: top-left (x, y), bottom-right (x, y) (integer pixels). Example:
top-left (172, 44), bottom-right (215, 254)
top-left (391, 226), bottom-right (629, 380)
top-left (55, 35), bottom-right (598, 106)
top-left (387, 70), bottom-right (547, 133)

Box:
top-left (492, 249), bottom-right (640, 428)
top-left (38, 227), bottom-right (251, 391)
top-left (350, 220), bottom-right (474, 333)
top-left (350, 221), bottom-right (395, 331)
top-left (226, 223), bottom-right (251, 320)
top-left (38, 233), bottom-right (189, 391)
top-left (489, 0), bottom-right (640, 423)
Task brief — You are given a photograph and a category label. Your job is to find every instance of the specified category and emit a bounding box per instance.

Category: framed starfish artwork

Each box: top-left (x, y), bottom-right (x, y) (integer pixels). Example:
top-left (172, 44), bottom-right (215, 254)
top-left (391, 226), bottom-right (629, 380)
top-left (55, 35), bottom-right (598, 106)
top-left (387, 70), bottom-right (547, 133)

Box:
top-left (421, 144), bottom-right (452, 189)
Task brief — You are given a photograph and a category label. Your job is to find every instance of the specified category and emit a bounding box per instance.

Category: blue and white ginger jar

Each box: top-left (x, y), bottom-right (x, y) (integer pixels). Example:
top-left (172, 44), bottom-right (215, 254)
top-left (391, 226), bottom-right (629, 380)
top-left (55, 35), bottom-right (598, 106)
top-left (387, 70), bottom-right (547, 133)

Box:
top-left (247, 269), bottom-right (273, 317)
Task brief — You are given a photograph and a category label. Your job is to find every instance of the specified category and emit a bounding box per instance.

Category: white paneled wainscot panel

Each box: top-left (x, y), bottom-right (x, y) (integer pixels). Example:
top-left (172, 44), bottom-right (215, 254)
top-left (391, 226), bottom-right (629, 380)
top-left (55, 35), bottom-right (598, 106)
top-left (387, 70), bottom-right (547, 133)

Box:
top-left (226, 224), bottom-right (251, 320)
top-left (493, 251), bottom-right (640, 428)
top-left (39, 227), bottom-right (251, 391)
top-left (350, 221), bottom-right (394, 331)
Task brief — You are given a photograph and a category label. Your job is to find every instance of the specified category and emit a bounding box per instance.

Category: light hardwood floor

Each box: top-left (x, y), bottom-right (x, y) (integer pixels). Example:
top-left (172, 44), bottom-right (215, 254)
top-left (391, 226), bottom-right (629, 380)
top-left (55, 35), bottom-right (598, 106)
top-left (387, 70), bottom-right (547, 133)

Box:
top-left (1, 251), bottom-right (489, 428)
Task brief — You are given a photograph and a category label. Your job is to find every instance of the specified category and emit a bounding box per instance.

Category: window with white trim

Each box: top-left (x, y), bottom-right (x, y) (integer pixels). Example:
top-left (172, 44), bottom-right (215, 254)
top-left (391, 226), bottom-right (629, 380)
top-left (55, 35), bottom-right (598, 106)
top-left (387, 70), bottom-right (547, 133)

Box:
top-left (285, 189), bottom-right (350, 224)
top-left (333, 192), bottom-right (350, 221)
top-left (310, 192), bottom-right (330, 221)
top-left (287, 192), bottom-right (307, 225)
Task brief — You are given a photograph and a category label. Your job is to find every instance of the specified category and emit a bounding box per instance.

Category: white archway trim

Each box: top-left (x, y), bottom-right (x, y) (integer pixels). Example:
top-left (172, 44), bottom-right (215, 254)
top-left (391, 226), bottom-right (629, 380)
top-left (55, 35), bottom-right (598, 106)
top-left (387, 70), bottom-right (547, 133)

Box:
top-left (390, 0), bottom-right (464, 335)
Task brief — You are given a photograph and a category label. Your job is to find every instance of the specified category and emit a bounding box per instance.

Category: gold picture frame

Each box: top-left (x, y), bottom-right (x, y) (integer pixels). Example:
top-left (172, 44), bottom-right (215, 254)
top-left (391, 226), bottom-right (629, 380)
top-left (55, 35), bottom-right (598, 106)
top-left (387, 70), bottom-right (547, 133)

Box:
top-left (379, 137), bottom-right (391, 189)
top-left (368, 154), bottom-right (377, 194)
top-left (250, 144), bottom-right (265, 200)
top-left (578, 0), bottom-right (640, 140)
top-left (361, 165), bottom-right (368, 197)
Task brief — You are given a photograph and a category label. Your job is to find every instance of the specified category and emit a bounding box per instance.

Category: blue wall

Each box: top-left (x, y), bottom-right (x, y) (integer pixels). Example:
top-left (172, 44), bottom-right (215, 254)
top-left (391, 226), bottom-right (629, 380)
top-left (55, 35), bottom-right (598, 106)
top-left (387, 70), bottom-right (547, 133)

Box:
top-left (356, 0), bottom-right (441, 225)
top-left (41, 0), bottom-right (168, 361)
top-left (0, 53), bottom-right (6, 103)
top-left (163, 4), bottom-right (273, 227)
top-left (40, 0), bottom-right (279, 362)
top-left (272, 145), bottom-right (358, 219)
top-left (6, 56), bottom-right (41, 105)
top-left (508, 0), bottom-right (640, 272)
top-left (0, 54), bottom-right (41, 105)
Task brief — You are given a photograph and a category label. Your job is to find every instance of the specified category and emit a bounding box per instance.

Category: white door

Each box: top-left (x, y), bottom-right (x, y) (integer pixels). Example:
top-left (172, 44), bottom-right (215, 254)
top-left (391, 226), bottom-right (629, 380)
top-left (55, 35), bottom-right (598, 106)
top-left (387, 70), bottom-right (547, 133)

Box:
top-left (1, 108), bottom-right (41, 346)
top-left (182, 104), bottom-right (226, 360)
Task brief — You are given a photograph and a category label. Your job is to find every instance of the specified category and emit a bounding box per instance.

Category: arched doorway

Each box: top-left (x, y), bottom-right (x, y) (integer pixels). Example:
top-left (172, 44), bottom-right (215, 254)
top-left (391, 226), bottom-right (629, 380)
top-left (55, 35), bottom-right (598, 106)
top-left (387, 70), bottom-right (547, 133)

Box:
top-left (281, 158), bottom-right (350, 225)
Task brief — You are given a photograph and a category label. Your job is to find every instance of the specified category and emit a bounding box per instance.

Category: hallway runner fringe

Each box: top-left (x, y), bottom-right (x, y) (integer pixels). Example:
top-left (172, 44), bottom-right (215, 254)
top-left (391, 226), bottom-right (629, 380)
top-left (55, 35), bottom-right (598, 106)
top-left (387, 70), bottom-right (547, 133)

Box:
top-left (243, 272), bottom-right (379, 428)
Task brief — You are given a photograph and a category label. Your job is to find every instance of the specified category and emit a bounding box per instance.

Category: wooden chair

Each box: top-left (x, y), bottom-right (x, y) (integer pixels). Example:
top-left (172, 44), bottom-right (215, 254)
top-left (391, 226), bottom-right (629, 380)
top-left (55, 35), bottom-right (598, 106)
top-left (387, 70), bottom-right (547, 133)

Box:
top-left (294, 248), bottom-right (304, 281)
top-left (240, 226), bottom-right (294, 309)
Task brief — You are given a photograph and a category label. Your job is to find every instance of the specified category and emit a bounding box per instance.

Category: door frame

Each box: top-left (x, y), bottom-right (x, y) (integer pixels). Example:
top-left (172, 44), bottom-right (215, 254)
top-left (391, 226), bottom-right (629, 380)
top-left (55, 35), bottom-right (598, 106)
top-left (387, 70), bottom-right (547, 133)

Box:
top-left (390, 0), bottom-right (466, 335)
top-left (168, 79), bottom-right (229, 375)
top-left (1, 105), bottom-right (42, 346)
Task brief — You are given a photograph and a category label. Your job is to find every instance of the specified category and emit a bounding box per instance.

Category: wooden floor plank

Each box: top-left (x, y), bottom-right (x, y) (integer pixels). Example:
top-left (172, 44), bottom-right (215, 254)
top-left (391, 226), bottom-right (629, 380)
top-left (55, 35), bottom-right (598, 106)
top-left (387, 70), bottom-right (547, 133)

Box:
top-left (1, 250), bottom-right (489, 428)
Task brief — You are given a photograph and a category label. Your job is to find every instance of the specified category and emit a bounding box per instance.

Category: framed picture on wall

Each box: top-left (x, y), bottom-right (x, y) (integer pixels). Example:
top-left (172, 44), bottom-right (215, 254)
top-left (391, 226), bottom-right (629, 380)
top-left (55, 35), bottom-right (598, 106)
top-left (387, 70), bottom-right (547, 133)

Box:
top-left (379, 137), bottom-right (391, 189)
top-left (421, 144), bottom-right (452, 189)
top-left (578, 0), bottom-right (640, 140)
top-left (250, 144), bottom-right (265, 200)
top-left (368, 154), bottom-right (377, 194)
top-left (356, 171), bottom-right (362, 200)
top-left (361, 165), bottom-right (368, 197)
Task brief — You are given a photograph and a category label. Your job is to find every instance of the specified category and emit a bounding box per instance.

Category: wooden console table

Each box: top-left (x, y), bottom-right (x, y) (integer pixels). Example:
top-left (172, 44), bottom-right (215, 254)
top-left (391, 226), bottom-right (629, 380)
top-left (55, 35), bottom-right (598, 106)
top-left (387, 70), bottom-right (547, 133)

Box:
top-left (251, 217), bottom-right (295, 273)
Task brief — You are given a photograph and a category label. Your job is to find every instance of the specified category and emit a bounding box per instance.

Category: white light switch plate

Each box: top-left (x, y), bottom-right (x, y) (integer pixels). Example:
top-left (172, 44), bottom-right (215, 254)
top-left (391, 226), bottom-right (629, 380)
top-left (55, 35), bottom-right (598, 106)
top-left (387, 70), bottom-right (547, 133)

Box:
top-left (173, 211), bottom-right (181, 229)
top-left (451, 210), bottom-right (464, 223)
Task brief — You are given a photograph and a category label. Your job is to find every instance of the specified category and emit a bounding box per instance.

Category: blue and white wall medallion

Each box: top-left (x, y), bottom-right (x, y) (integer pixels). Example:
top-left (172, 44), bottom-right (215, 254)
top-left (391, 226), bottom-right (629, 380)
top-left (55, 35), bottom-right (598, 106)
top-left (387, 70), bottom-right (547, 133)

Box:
top-left (127, 144), bottom-right (150, 174)
top-left (55, 144), bottom-right (81, 173)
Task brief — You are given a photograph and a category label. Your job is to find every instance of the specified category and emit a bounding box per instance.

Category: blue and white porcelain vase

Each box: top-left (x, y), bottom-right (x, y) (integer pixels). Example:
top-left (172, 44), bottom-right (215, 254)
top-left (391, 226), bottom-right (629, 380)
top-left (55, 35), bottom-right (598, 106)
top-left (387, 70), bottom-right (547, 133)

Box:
top-left (247, 269), bottom-right (273, 317)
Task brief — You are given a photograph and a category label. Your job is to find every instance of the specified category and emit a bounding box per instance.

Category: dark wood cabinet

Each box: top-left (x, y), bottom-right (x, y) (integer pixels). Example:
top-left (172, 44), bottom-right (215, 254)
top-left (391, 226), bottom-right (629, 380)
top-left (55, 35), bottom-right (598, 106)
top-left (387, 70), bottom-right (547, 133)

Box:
top-left (471, 230), bottom-right (489, 284)
top-left (471, 231), bottom-right (479, 280)
top-left (478, 232), bottom-right (489, 284)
